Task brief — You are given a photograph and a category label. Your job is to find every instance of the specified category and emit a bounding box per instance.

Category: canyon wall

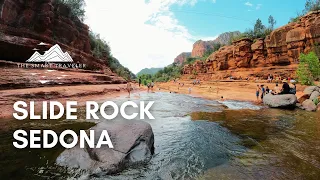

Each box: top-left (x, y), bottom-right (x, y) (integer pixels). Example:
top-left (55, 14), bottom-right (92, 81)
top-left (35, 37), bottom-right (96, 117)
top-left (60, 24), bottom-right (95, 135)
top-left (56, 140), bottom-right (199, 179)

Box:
top-left (183, 11), bottom-right (320, 78)
top-left (0, 0), bottom-right (110, 71)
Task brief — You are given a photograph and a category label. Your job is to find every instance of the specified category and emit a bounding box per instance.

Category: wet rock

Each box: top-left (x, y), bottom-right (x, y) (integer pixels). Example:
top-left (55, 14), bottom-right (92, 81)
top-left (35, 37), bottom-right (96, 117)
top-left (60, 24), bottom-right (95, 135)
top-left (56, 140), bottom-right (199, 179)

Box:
top-left (56, 120), bottom-right (154, 175)
top-left (263, 94), bottom-right (297, 108)
top-left (304, 86), bottom-right (320, 95)
top-left (302, 99), bottom-right (317, 111)
top-left (298, 94), bottom-right (310, 103)
top-left (310, 91), bottom-right (320, 101)
top-left (296, 103), bottom-right (304, 110)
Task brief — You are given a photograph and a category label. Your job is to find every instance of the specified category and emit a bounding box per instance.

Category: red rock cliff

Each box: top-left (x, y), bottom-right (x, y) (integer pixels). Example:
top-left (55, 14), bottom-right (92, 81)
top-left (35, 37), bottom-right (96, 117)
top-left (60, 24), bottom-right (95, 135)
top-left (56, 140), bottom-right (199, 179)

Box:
top-left (183, 11), bottom-right (320, 77)
top-left (0, 0), bottom-right (108, 70)
top-left (174, 52), bottom-right (191, 64)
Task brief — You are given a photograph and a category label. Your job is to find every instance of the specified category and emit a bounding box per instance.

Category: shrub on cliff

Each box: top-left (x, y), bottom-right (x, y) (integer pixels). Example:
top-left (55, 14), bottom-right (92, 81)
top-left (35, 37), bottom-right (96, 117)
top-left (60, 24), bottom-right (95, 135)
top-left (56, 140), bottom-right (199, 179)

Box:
top-left (289, 0), bottom-right (320, 23)
top-left (55, 0), bottom-right (86, 21)
top-left (89, 32), bottom-right (111, 59)
top-left (297, 52), bottom-right (320, 85)
top-left (89, 32), bottom-right (135, 80)
top-left (230, 18), bottom-right (273, 42)
top-left (305, 0), bottom-right (320, 12)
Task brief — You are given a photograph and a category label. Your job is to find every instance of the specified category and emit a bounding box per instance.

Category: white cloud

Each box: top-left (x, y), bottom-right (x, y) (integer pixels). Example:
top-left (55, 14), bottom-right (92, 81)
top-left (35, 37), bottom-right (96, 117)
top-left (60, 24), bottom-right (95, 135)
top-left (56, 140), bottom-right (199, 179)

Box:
top-left (84, 0), bottom-right (202, 73)
top-left (244, 2), bottom-right (253, 7)
top-left (256, 4), bottom-right (262, 10)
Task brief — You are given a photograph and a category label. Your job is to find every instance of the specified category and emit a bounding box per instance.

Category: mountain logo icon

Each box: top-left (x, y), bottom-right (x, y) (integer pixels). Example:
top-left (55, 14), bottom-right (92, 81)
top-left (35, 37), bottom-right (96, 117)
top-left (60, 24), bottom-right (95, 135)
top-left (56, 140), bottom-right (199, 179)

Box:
top-left (27, 44), bottom-right (73, 62)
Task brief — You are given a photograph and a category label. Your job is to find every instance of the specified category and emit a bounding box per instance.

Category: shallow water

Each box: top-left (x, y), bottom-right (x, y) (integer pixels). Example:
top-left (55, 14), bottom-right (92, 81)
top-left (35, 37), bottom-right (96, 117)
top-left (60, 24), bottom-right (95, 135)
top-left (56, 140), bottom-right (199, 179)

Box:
top-left (0, 92), bottom-right (320, 179)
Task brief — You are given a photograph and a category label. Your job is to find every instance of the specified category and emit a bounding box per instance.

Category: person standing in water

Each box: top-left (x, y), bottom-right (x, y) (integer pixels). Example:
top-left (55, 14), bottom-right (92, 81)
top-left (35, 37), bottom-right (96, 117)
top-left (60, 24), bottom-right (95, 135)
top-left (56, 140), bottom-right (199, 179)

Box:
top-left (151, 81), bottom-right (154, 92)
top-left (260, 85), bottom-right (266, 100)
top-left (256, 85), bottom-right (260, 101)
top-left (127, 81), bottom-right (132, 98)
top-left (147, 82), bottom-right (151, 93)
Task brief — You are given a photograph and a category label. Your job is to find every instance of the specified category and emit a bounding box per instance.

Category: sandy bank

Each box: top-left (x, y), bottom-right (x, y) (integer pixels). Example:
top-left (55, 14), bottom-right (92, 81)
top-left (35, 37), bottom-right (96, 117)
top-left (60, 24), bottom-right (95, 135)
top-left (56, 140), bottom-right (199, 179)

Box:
top-left (156, 80), bottom-right (308, 103)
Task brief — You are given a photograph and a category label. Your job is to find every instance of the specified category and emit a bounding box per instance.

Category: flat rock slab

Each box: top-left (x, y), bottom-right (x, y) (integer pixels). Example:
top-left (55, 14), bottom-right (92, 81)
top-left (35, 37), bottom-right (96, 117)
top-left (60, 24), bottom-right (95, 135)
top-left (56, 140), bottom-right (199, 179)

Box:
top-left (263, 94), bottom-right (297, 108)
top-left (56, 120), bottom-right (154, 175)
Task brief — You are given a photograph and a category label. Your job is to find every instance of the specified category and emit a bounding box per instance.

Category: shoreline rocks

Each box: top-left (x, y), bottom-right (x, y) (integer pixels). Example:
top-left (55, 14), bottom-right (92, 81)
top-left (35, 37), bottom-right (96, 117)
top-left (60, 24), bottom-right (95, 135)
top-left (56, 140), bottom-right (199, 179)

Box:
top-left (299, 86), bottom-right (320, 112)
top-left (263, 94), bottom-right (297, 108)
top-left (56, 120), bottom-right (154, 175)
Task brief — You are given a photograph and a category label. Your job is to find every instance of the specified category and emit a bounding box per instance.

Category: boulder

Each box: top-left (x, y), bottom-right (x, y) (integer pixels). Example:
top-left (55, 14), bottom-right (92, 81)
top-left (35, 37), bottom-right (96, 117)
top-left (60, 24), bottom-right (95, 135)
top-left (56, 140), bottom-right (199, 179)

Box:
top-left (263, 94), bottom-right (297, 108)
top-left (56, 120), bottom-right (154, 175)
top-left (310, 91), bottom-right (320, 101)
top-left (302, 99), bottom-right (317, 111)
top-left (298, 94), bottom-right (310, 103)
top-left (303, 86), bottom-right (320, 95)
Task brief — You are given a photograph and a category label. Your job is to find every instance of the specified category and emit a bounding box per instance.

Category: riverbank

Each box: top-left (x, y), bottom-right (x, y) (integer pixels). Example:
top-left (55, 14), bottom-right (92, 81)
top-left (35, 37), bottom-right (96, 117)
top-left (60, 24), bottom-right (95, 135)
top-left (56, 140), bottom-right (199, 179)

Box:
top-left (156, 80), bottom-right (309, 103)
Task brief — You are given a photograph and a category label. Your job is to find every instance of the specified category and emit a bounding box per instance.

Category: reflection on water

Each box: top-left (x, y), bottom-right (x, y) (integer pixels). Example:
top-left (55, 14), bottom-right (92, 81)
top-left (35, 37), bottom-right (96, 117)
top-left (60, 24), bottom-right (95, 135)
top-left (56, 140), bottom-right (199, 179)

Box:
top-left (0, 92), bottom-right (319, 179)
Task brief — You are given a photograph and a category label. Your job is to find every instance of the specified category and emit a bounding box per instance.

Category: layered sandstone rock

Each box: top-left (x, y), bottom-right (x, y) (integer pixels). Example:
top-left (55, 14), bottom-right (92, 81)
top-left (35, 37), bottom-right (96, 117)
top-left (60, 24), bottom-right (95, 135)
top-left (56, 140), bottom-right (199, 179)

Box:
top-left (174, 52), bottom-right (191, 64)
top-left (251, 38), bottom-right (266, 67)
top-left (183, 11), bottom-right (320, 77)
top-left (0, 0), bottom-right (108, 70)
top-left (193, 60), bottom-right (207, 73)
top-left (183, 64), bottom-right (193, 74)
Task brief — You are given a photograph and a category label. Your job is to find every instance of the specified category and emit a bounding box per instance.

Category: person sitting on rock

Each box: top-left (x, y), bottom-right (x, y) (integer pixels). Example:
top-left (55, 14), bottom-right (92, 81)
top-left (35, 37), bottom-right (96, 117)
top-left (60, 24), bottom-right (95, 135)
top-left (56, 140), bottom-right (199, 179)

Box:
top-left (266, 86), bottom-right (270, 94)
top-left (289, 82), bottom-right (297, 95)
top-left (279, 80), bottom-right (290, 94)
top-left (272, 83), bottom-right (281, 95)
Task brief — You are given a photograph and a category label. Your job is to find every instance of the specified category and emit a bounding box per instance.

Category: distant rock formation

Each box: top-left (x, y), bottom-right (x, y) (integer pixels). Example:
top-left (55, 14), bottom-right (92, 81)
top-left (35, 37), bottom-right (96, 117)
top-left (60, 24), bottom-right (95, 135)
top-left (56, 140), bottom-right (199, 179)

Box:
top-left (174, 52), bottom-right (191, 64)
top-left (183, 11), bottom-right (320, 78)
top-left (191, 31), bottom-right (240, 57)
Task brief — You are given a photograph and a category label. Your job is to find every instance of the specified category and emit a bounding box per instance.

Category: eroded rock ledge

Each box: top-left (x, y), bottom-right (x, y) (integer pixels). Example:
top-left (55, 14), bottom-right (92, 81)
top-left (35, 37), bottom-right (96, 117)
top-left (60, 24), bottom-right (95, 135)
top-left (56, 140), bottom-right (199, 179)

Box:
top-left (183, 11), bottom-right (320, 78)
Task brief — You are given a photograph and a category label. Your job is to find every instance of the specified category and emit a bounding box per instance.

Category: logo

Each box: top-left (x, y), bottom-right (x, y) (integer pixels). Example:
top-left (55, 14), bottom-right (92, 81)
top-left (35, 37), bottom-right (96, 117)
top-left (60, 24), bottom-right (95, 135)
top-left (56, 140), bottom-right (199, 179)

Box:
top-left (18, 43), bottom-right (86, 69)
top-left (27, 44), bottom-right (73, 62)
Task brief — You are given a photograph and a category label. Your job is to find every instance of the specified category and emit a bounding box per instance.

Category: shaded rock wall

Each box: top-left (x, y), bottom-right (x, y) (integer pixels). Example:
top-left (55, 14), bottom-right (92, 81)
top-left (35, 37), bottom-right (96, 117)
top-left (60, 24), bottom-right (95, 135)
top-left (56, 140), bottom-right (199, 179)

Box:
top-left (183, 11), bottom-right (320, 77)
top-left (0, 0), bottom-right (109, 70)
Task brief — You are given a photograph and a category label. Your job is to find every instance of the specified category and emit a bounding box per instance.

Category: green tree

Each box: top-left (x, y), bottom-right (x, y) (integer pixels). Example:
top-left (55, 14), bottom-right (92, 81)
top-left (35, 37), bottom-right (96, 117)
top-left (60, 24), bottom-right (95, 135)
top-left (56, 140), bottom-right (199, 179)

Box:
top-left (56, 0), bottom-right (86, 21)
top-left (297, 52), bottom-right (320, 85)
top-left (254, 19), bottom-right (266, 38)
top-left (304, 0), bottom-right (320, 13)
top-left (268, 15), bottom-right (276, 30)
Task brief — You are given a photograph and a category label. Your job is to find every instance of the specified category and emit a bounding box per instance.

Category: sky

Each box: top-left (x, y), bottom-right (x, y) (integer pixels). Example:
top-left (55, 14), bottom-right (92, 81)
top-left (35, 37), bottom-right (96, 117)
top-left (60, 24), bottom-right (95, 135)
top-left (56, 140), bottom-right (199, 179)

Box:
top-left (84, 0), bottom-right (306, 73)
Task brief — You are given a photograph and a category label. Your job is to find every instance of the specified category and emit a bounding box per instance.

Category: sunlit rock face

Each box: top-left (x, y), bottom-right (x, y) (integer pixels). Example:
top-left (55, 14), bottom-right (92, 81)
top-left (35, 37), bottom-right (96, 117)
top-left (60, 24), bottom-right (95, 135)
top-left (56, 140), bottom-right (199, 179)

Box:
top-left (183, 11), bottom-right (320, 78)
